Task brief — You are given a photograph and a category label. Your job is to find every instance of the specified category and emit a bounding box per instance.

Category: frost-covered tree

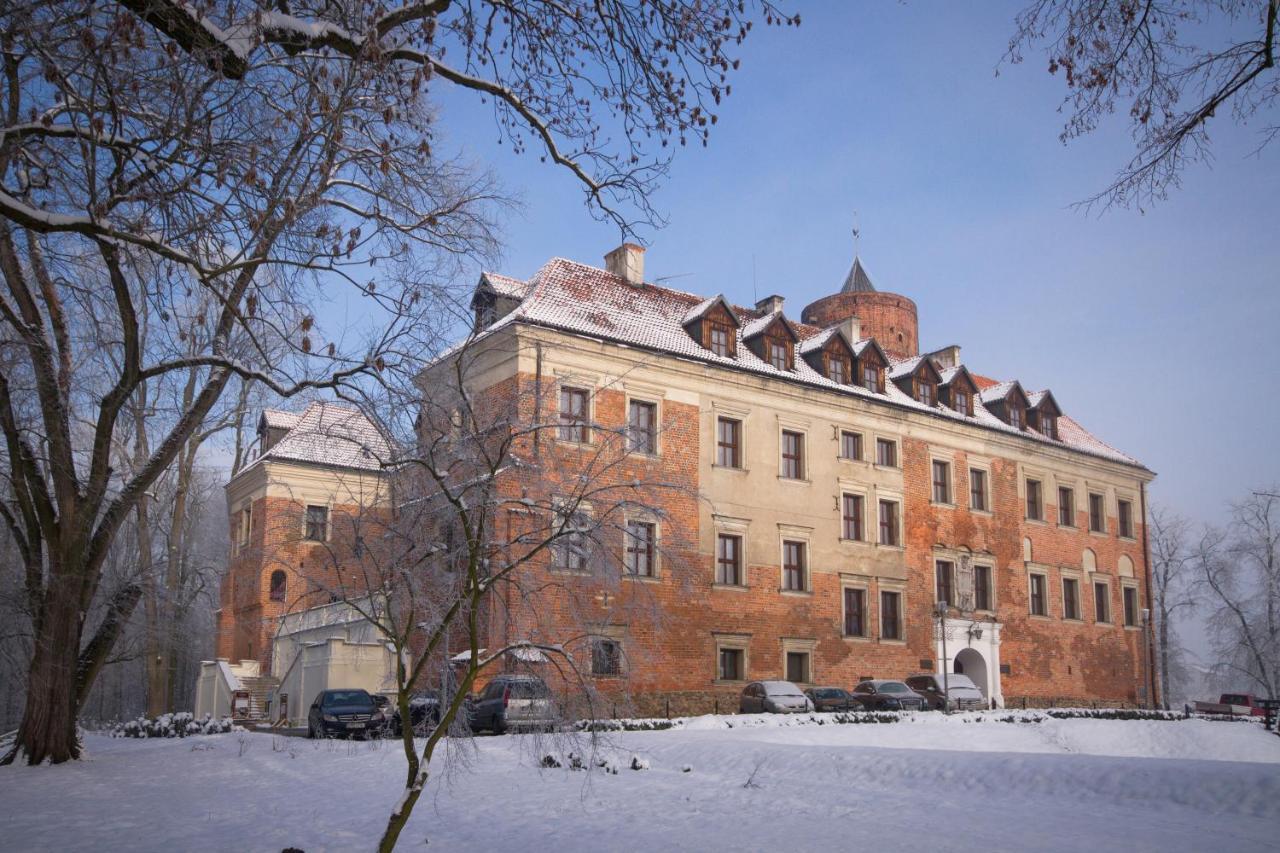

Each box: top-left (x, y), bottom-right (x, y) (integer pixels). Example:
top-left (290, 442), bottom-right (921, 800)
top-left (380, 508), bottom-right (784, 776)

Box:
top-left (0, 0), bottom-right (794, 765)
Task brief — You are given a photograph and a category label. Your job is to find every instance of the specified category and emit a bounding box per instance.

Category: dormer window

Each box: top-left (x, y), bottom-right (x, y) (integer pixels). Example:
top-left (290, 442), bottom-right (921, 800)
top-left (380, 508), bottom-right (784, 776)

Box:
top-left (767, 337), bottom-right (791, 371)
top-left (827, 355), bottom-right (849, 384)
top-left (954, 389), bottom-right (969, 416)
top-left (918, 381), bottom-right (935, 406)
top-left (862, 363), bottom-right (880, 392)
top-left (1009, 405), bottom-right (1024, 430)
top-left (1041, 414), bottom-right (1058, 440)
top-left (708, 322), bottom-right (733, 357)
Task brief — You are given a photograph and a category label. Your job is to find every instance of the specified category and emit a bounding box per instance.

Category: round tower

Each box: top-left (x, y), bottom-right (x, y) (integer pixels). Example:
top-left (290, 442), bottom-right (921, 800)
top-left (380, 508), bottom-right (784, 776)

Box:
top-left (800, 256), bottom-right (918, 359)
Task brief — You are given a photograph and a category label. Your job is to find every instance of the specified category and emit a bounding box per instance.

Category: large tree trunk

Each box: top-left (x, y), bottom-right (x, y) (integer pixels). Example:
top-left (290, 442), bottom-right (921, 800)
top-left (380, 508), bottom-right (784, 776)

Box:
top-left (6, 568), bottom-right (86, 765)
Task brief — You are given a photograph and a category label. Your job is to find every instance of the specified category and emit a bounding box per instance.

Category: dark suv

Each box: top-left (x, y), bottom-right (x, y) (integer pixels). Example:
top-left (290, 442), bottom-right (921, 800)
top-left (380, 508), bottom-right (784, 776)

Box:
top-left (307, 689), bottom-right (382, 738)
top-left (468, 675), bottom-right (556, 734)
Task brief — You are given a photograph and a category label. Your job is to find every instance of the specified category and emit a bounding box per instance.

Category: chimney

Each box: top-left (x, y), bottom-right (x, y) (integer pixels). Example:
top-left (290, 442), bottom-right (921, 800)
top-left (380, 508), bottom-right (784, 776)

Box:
top-left (838, 316), bottom-right (862, 343)
top-left (754, 294), bottom-right (785, 315)
top-left (930, 344), bottom-right (962, 369)
top-left (604, 243), bottom-right (646, 286)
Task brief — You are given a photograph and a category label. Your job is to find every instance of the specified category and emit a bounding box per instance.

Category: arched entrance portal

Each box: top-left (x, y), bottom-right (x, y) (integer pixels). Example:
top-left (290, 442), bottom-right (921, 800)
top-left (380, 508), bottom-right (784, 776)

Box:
top-left (954, 648), bottom-right (989, 700)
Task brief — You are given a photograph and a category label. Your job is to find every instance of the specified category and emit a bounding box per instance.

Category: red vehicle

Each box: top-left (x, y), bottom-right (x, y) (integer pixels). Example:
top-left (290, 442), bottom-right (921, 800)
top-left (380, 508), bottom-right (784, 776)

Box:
top-left (1193, 693), bottom-right (1268, 717)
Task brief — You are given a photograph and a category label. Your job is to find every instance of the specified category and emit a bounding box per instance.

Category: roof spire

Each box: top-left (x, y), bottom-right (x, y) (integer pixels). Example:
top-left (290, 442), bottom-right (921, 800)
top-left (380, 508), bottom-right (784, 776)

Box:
top-left (841, 255), bottom-right (876, 293)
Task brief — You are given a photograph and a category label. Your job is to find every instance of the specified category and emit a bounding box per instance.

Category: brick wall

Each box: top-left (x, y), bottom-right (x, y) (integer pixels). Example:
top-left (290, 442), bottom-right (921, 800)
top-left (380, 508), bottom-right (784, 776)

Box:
top-left (801, 291), bottom-right (919, 359)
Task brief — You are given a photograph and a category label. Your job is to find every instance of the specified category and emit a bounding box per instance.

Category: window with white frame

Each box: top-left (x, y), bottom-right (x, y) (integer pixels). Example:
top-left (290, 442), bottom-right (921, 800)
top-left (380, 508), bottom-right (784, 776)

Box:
top-left (624, 521), bottom-right (656, 577)
top-left (716, 533), bottom-right (743, 586)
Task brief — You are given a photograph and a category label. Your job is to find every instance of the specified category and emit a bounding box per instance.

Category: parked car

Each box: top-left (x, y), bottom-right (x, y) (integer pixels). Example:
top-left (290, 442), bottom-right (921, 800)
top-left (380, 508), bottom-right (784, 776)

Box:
top-left (851, 680), bottom-right (928, 711)
top-left (468, 675), bottom-right (557, 734)
top-left (388, 691), bottom-right (443, 736)
top-left (905, 674), bottom-right (987, 711)
top-left (1193, 693), bottom-right (1269, 717)
top-left (307, 689), bottom-right (383, 738)
top-left (805, 686), bottom-right (858, 712)
top-left (739, 681), bottom-right (814, 714)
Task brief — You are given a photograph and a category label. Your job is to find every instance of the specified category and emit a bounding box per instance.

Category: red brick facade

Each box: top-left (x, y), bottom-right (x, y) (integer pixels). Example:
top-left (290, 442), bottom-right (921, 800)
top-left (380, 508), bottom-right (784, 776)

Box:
top-left (802, 291), bottom-right (919, 359)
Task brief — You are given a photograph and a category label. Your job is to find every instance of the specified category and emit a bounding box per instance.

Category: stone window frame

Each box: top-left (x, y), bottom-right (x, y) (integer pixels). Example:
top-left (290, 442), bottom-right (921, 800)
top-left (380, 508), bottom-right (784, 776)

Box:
top-left (873, 434), bottom-right (900, 469)
top-left (237, 502), bottom-right (253, 552)
top-left (837, 479), bottom-right (872, 545)
top-left (1116, 491), bottom-right (1138, 540)
top-left (713, 632), bottom-right (750, 684)
top-left (1087, 487), bottom-right (1109, 536)
top-left (837, 427), bottom-right (866, 463)
top-left (780, 637), bottom-right (817, 685)
top-left (624, 391), bottom-right (662, 458)
top-left (1021, 466), bottom-right (1048, 524)
top-left (875, 489), bottom-right (904, 550)
top-left (1120, 579), bottom-right (1142, 629)
top-left (967, 459), bottom-right (992, 515)
top-left (1026, 564), bottom-right (1052, 619)
top-left (777, 414), bottom-right (811, 483)
top-left (553, 371), bottom-right (597, 446)
top-left (777, 524), bottom-right (814, 595)
top-left (621, 512), bottom-right (660, 582)
top-left (712, 514), bottom-right (751, 590)
top-left (840, 577), bottom-right (871, 641)
top-left (549, 497), bottom-right (595, 575)
top-left (1057, 484), bottom-right (1076, 528)
top-left (1060, 568), bottom-right (1084, 622)
top-left (972, 561), bottom-right (996, 614)
top-left (588, 624), bottom-right (627, 678)
top-left (1091, 573), bottom-right (1113, 625)
top-left (929, 451), bottom-right (955, 507)
top-left (303, 501), bottom-right (332, 543)
top-left (878, 578), bottom-right (907, 644)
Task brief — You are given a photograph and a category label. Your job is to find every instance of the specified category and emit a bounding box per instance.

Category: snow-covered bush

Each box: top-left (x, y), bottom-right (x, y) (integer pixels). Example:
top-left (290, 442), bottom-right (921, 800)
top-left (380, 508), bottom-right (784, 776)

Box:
top-left (110, 712), bottom-right (239, 739)
top-left (629, 754), bottom-right (650, 771)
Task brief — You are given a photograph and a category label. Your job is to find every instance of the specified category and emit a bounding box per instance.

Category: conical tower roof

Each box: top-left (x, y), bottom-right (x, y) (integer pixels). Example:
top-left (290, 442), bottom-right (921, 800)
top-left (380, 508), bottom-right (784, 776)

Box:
top-left (841, 256), bottom-right (876, 293)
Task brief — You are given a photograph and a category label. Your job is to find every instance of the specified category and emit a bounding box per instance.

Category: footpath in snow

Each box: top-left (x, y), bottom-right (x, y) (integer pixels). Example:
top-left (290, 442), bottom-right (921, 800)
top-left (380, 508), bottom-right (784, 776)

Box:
top-left (1, 711), bottom-right (1277, 852)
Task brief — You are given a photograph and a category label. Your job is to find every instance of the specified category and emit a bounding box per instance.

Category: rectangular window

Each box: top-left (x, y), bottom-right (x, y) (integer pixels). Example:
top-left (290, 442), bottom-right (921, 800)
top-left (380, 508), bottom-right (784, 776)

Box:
top-left (1094, 582), bottom-right (1111, 623)
top-left (932, 460), bottom-right (951, 504)
top-left (782, 540), bottom-right (806, 591)
top-left (1063, 578), bottom-right (1081, 620)
top-left (875, 438), bottom-right (897, 467)
top-left (841, 494), bottom-right (864, 541)
top-left (935, 560), bottom-right (955, 606)
top-left (716, 417), bottom-right (741, 468)
top-left (305, 505), bottom-right (328, 541)
top-left (1026, 479), bottom-right (1043, 521)
top-left (970, 468), bottom-right (988, 511)
top-left (840, 430), bottom-right (863, 461)
top-left (591, 639), bottom-right (622, 676)
top-left (828, 356), bottom-right (847, 384)
top-left (1123, 586), bottom-right (1139, 627)
top-left (878, 500), bottom-right (900, 546)
top-left (1041, 414), bottom-right (1058, 440)
top-left (781, 430), bottom-right (804, 480)
top-left (1118, 500), bottom-right (1134, 538)
top-left (1029, 573), bottom-right (1047, 616)
top-left (1009, 406), bottom-right (1024, 430)
top-left (552, 512), bottom-right (589, 572)
top-left (716, 533), bottom-right (743, 586)
top-left (843, 588), bottom-right (866, 637)
top-left (768, 339), bottom-right (790, 371)
top-left (862, 363), bottom-right (879, 392)
top-left (785, 651), bottom-right (810, 684)
top-left (954, 389), bottom-right (969, 416)
top-left (1089, 493), bottom-right (1106, 533)
top-left (1058, 487), bottom-right (1075, 527)
top-left (238, 506), bottom-right (253, 549)
top-left (880, 591), bottom-right (902, 640)
top-left (558, 386), bottom-right (588, 443)
top-left (624, 521), bottom-right (655, 577)
top-left (918, 381), bottom-right (934, 406)
top-left (628, 400), bottom-right (657, 454)
top-left (974, 565), bottom-right (992, 611)
top-left (718, 647), bottom-right (744, 681)
top-left (708, 323), bottom-right (732, 357)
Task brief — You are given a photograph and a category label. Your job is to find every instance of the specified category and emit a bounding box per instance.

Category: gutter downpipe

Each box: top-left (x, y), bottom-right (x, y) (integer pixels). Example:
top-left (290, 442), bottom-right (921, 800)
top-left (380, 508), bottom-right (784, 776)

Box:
top-left (1140, 480), bottom-right (1158, 709)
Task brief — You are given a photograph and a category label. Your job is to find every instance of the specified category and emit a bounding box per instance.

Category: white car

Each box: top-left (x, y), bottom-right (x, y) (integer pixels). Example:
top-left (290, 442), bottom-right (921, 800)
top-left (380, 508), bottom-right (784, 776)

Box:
top-left (740, 680), bottom-right (814, 714)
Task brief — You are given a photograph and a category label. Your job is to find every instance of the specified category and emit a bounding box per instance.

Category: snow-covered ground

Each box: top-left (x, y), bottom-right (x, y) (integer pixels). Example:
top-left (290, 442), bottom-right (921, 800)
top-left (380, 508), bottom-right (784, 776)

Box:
top-left (2, 713), bottom-right (1278, 852)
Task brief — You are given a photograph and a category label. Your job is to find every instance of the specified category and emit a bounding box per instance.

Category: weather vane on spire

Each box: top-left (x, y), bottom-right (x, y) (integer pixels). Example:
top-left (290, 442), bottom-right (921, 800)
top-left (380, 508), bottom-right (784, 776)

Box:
top-left (851, 211), bottom-right (861, 257)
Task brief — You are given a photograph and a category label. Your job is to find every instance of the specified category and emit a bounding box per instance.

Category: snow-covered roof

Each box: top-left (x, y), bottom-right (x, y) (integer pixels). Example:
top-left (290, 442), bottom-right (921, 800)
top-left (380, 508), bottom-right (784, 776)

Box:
top-left (467, 257), bottom-right (1144, 469)
top-left (888, 355), bottom-right (924, 380)
top-left (979, 380), bottom-right (1022, 404)
top-left (740, 310), bottom-right (792, 341)
top-left (479, 271), bottom-right (532, 299)
top-left (681, 294), bottom-right (739, 327)
top-left (797, 326), bottom-right (847, 356)
top-left (257, 401), bottom-right (392, 472)
top-left (260, 409), bottom-right (301, 431)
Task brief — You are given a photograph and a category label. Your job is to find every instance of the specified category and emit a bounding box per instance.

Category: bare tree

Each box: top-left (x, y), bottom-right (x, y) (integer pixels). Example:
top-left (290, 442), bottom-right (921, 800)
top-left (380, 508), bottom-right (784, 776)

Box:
top-left (1195, 489), bottom-right (1279, 699)
top-left (1147, 505), bottom-right (1196, 707)
top-left (1, 0), bottom-right (789, 765)
top-left (1007, 0), bottom-right (1279, 209)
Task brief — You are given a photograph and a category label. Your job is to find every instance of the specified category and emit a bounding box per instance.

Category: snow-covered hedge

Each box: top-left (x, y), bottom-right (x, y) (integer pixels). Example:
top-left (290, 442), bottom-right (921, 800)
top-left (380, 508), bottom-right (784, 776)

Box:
top-left (110, 712), bottom-right (240, 739)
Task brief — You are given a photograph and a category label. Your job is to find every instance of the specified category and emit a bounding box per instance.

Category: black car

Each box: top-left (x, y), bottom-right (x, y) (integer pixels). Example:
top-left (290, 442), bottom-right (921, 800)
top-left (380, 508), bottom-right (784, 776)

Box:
top-left (850, 680), bottom-right (928, 711)
top-left (307, 689), bottom-right (382, 738)
top-left (804, 686), bottom-right (858, 712)
top-left (388, 691), bottom-right (443, 737)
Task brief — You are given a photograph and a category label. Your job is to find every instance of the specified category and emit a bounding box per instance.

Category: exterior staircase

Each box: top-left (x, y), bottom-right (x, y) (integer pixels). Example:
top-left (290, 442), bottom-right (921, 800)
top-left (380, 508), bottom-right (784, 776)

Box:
top-left (237, 675), bottom-right (280, 723)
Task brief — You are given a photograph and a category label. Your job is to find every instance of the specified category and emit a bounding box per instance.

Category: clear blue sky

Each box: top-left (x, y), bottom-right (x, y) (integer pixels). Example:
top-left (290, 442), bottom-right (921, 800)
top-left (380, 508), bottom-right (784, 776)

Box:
top-left (416, 2), bottom-right (1278, 526)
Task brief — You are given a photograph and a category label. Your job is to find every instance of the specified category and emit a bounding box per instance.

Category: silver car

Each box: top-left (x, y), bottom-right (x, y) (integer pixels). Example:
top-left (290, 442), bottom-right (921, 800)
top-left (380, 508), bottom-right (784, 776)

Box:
top-left (905, 674), bottom-right (987, 711)
top-left (740, 680), bottom-right (814, 714)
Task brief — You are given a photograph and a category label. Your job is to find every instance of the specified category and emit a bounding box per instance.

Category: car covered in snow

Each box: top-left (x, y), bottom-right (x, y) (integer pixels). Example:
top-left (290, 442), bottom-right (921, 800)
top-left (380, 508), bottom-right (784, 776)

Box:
top-left (307, 689), bottom-right (383, 738)
top-left (804, 686), bottom-right (858, 712)
top-left (850, 680), bottom-right (927, 711)
top-left (386, 691), bottom-right (443, 736)
top-left (739, 681), bottom-right (814, 714)
top-left (905, 674), bottom-right (987, 711)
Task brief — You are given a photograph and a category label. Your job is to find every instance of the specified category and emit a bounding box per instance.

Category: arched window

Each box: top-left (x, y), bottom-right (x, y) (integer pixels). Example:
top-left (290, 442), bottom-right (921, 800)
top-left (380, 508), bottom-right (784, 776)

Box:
top-left (269, 570), bottom-right (287, 602)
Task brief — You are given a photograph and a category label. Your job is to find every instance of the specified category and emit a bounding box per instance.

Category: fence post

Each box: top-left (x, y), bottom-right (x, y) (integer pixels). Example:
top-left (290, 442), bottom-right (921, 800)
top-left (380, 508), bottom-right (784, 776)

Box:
top-left (713, 698), bottom-right (718, 716)
top-left (665, 698), bottom-right (670, 720)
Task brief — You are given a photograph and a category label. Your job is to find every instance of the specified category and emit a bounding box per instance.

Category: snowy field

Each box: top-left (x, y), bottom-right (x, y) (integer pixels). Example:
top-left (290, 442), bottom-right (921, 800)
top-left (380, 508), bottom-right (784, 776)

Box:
top-left (2, 712), bottom-right (1278, 853)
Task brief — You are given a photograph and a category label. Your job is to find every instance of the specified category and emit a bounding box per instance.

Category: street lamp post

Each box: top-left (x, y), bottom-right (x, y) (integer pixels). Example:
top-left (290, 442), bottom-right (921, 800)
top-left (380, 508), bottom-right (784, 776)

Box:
top-left (936, 600), bottom-right (949, 713)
